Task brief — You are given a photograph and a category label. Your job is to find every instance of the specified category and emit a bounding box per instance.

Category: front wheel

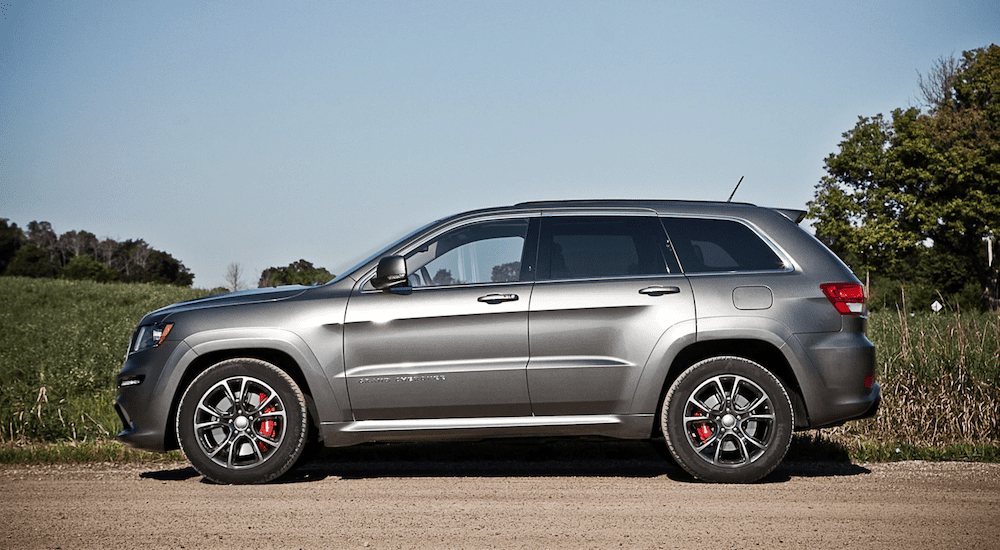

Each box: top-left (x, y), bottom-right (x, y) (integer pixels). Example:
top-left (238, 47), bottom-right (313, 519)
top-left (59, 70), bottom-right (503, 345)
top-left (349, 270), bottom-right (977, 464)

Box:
top-left (176, 358), bottom-right (308, 484)
top-left (661, 357), bottom-right (793, 483)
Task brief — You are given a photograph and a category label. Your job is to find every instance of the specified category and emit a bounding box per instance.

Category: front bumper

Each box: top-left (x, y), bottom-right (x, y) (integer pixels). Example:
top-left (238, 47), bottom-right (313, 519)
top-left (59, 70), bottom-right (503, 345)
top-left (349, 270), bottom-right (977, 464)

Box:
top-left (114, 340), bottom-right (192, 452)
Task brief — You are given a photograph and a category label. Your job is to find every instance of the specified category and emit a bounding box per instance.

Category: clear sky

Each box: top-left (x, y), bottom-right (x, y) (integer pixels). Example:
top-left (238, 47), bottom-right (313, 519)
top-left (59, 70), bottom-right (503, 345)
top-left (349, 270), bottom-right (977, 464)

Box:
top-left (2, 1), bottom-right (997, 288)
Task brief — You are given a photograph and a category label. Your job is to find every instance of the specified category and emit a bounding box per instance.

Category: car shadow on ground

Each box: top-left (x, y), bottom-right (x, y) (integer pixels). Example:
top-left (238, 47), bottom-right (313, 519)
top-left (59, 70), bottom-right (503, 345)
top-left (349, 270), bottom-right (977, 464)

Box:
top-left (140, 439), bottom-right (870, 484)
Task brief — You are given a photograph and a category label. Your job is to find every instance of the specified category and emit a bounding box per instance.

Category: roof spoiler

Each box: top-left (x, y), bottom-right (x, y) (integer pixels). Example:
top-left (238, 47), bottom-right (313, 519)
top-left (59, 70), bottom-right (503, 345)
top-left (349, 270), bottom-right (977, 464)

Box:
top-left (772, 208), bottom-right (807, 224)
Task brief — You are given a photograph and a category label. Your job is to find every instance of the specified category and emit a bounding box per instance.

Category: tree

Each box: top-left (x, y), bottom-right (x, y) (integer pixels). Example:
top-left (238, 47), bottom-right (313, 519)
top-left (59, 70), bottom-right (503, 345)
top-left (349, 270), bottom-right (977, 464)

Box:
top-left (918, 54), bottom-right (961, 113)
top-left (0, 219), bottom-right (25, 273)
top-left (57, 230), bottom-right (98, 263)
top-left (225, 262), bottom-right (249, 292)
top-left (809, 44), bottom-right (1000, 311)
top-left (258, 260), bottom-right (334, 287)
top-left (4, 242), bottom-right (61, 278)
top-left (63, 254), bottom-right (118, 283)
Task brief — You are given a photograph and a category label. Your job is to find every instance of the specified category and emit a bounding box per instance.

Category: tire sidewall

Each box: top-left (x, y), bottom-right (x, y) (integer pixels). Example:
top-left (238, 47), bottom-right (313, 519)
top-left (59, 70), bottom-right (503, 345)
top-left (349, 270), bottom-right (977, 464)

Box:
top-left (176, 358), bottom-right (308, 484)
top-left (662, 356), bottom-right (793, 483)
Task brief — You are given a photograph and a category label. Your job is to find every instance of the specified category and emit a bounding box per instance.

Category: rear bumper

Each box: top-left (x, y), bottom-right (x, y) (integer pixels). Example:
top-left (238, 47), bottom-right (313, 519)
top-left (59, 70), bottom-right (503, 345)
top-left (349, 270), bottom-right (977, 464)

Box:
top-left (791, 330), bottom-right (880, 428)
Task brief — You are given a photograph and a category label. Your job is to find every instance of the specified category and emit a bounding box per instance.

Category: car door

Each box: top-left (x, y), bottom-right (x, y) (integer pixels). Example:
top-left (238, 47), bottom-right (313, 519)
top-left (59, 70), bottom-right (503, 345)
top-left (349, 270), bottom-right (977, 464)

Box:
top-left (343, 217), bottom-right (538, 420)
top-left (526, 214), bottom-right (695, 416)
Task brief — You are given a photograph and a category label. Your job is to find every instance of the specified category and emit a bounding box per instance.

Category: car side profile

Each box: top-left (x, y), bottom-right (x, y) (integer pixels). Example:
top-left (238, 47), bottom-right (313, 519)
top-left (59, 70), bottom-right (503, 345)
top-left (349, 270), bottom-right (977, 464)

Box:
top-left (115, 200), bottom-right (880, 484)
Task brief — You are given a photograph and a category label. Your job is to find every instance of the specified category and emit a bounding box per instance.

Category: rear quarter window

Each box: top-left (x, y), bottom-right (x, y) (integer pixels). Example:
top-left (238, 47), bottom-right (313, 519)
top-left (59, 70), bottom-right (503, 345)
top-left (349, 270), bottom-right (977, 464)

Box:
top-left (661, 217), bottom-right (787, 273)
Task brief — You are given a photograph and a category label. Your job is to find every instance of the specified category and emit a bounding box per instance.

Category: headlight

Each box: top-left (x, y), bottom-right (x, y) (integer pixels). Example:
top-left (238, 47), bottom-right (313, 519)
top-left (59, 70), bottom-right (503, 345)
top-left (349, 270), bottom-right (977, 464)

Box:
top-left (130, 322), bottom-right (174, 354)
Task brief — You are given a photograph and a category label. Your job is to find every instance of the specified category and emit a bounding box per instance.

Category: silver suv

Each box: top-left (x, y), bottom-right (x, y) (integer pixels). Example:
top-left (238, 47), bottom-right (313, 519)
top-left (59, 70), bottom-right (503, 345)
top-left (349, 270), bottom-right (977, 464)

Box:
top-left (115, 200), bottom-right (879, 484)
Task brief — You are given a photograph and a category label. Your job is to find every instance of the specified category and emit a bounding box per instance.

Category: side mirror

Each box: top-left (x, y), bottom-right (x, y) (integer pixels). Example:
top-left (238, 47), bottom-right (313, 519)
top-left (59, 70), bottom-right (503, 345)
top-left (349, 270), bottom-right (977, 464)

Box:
top-left (371, 255), bottom-right (408, 290)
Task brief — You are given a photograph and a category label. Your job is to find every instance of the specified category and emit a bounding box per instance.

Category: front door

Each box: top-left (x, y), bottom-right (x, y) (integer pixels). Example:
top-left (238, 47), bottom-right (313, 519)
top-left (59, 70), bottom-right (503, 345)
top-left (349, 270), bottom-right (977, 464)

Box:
top-left (343, 217), bottom-right (536, 420)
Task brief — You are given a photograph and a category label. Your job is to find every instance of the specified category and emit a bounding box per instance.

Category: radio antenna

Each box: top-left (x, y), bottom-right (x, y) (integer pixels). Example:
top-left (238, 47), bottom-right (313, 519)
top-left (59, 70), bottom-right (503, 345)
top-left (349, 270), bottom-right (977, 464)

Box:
top-left (727, 176), bottom-right (745, 202)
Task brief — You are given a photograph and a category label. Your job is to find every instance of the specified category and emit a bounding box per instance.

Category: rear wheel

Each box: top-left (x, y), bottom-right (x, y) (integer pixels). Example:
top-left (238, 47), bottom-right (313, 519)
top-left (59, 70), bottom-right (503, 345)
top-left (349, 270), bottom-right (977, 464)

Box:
top-left (176, 358), bottom-right (308, 484)
top-left (661, 356), bottom-right (793, 483)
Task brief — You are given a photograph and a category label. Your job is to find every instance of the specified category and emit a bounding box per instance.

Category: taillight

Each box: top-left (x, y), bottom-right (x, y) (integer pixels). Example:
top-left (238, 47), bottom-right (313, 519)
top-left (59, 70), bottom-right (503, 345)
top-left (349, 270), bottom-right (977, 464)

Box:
top-left (821, 283), bottom-right (866, 315)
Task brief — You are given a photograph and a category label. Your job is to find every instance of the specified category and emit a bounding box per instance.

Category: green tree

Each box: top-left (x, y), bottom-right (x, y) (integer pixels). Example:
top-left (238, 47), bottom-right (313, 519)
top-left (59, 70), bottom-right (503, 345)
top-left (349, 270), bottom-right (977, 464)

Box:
top-left (4, 242), bottom-right (61, 278)
top-left (809, 44), bottom-right (1000, 311)
top-left (0, 219), bottom-right (25, 273)
top-left (63, 254), bottom-right (118, 283)
top-left (258, 260), bottom-right (334, 287)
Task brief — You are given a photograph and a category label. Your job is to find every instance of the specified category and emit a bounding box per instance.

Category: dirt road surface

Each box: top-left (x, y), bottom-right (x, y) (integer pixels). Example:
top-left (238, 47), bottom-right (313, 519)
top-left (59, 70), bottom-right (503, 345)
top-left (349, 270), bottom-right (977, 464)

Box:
top-left (2, 443), bottom-right (998, 549)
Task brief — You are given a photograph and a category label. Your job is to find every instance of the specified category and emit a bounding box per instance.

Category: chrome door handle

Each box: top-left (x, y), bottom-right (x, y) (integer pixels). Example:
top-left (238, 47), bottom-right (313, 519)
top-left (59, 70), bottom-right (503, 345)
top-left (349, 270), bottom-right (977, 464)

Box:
top-left (639, 286), bottom-right (681, 296)
top-left (478, 293), bottom-right (519, 304)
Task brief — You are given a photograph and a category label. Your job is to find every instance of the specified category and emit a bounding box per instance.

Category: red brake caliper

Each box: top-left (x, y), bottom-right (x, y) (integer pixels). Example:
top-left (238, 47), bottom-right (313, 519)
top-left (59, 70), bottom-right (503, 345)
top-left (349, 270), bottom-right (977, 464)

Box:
top-left (693, 411), bottom-right (713, 442)
top-left (258, 392), bottom-right (276, 450)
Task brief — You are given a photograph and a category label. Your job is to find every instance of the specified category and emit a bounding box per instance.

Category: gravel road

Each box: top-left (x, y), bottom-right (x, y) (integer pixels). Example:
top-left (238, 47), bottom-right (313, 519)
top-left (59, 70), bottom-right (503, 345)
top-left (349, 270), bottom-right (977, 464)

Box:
top-left (2, 442), bottom-right (998, 549)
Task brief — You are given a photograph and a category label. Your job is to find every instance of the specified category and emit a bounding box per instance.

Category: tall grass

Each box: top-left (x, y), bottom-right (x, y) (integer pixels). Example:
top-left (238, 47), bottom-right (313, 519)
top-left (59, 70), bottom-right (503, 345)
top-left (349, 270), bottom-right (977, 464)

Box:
top-left (827, 310), bottom-right (1000, 451)
top-left (1, 278), bottom-right (997, 462)
top-left (0, 277), bottom-right (207, 444)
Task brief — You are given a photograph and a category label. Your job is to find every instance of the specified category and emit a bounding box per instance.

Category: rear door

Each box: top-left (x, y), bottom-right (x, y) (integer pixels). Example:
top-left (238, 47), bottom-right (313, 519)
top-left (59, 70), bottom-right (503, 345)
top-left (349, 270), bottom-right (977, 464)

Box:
top-left (526, 214), bottom-right (695, 415)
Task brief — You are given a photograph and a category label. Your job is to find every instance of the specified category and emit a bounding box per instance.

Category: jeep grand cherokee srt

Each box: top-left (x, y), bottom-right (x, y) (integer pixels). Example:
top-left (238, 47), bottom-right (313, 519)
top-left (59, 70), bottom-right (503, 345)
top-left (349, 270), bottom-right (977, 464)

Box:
top-left (116, 200), bottom-right (879, 484)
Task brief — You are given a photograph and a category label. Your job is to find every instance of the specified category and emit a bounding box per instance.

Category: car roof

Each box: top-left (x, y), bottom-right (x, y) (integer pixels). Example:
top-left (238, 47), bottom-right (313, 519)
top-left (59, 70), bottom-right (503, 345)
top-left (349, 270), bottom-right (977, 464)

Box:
top-left (507, 199), bottom-right (805, 223)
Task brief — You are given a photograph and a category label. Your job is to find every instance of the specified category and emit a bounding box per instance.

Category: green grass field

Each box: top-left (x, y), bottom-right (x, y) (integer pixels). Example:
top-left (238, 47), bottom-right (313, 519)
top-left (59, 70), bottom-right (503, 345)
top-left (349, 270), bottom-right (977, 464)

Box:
top-left (1, 277), bottom-right (997, 463)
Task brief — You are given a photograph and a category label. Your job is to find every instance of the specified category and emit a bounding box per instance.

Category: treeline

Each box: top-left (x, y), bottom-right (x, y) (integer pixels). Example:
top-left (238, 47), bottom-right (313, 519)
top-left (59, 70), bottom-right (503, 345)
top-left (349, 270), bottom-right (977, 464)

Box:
top-left (258, 259), bottom-right (334, 287)
top-left (0, 219), bottom-right (193, 286)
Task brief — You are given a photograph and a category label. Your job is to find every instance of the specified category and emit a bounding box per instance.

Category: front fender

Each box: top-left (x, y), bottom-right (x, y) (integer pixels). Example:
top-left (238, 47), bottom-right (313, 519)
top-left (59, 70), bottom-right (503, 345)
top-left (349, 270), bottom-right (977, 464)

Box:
top-left (178, 328), bottom-right (349, 425)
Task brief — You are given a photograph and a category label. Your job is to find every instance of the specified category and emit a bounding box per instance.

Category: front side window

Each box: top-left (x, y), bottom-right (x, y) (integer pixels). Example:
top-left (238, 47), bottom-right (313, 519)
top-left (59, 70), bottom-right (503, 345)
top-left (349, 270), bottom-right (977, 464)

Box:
top-left (661, 217), bottom-right (787, 273)
top-left (537, 216), bottom-right (674, 280)
top-left (405, 219), bottom-right (530, 287)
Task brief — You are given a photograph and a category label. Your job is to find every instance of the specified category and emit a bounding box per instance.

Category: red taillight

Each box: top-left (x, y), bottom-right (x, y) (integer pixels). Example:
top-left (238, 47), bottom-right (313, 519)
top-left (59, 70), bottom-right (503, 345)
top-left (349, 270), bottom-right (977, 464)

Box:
top-left (821, 283), bottom-right (866, 315)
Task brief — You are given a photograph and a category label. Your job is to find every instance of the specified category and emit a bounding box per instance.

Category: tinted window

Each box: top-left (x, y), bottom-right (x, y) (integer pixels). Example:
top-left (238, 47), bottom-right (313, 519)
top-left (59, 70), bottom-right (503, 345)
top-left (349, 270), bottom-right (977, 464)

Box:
top-left (405, 219), bottom-right (530, 287)
top-left (538, 216), bottom-right (674, 280)
top-left (661, 217), bottom-right (786, 273)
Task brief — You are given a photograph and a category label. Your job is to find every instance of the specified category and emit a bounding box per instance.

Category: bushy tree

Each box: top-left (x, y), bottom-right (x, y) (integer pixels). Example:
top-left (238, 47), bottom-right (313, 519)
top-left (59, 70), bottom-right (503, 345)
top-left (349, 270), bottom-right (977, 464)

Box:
top-left (4, 242), bottom-right (61, 278)
top-left (258, 260), bottom-right (334, 287)
top-left (809, 44), bottom-right (1000, 311)
top-left (63, 254), bottom-right (118, 282)
top-left (0, 219), bottom-right (25, 273)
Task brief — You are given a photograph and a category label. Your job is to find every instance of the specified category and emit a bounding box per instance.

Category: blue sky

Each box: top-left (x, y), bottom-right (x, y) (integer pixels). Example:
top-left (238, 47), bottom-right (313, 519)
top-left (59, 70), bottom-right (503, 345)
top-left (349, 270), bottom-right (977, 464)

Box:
top-left (2, 1), bottom-right (997, 288)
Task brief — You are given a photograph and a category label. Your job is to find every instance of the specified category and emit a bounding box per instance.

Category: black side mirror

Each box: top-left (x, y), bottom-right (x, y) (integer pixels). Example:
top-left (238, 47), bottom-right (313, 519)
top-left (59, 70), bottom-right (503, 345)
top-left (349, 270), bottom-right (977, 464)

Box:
top-left (371, 255), bottom-right (408, 290)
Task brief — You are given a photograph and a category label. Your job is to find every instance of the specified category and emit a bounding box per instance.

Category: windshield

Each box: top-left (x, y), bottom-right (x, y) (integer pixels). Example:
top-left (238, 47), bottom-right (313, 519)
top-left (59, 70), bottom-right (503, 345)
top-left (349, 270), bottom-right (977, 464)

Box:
top-left (326, 218), bottom-right (441, 284)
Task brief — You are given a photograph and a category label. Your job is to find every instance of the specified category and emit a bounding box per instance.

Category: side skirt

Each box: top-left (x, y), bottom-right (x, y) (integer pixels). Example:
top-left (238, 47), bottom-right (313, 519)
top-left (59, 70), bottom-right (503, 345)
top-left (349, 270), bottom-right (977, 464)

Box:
top-left (318, 414), bottom-right (655, 447)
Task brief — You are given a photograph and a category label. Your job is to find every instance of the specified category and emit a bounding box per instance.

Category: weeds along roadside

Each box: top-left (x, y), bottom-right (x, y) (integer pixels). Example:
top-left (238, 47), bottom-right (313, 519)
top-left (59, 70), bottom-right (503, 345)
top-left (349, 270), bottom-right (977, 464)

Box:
top-left (1, 277), bottom-right (998, 464)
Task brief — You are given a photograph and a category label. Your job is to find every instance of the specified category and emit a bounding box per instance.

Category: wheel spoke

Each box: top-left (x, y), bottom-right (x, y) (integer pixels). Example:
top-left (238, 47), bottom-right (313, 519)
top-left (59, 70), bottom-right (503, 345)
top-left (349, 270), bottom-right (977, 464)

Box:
top-left (693, 433), bottom-right (719, 453)
top-left (194, 419), bottom-right (227, 431)
top-left (741, 430), bottom-right (767, 450)
top-left (734, 435), bottom-right (751, 463)
top-left (711, 378), bottom-right (729, 407)
top-left (196, 401), bottom-right (224, 418)
top-left (742, 394), bottom-right (768, 414)
top-left (205, 431), bottom-right (234, 459)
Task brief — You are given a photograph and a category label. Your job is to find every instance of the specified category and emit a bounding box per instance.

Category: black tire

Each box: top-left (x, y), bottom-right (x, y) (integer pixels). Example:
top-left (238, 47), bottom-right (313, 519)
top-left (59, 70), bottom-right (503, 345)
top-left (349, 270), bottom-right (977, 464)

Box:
top-left (176, 358), bottom-right (308, 484)
top-left (661, 356), bottom-right (793, 483)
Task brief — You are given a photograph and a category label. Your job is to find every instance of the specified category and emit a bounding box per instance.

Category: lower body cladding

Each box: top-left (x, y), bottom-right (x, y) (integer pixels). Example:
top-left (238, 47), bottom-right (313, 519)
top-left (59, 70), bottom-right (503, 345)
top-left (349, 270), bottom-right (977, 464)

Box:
top-left (318, 414), bottom-right (656, 447)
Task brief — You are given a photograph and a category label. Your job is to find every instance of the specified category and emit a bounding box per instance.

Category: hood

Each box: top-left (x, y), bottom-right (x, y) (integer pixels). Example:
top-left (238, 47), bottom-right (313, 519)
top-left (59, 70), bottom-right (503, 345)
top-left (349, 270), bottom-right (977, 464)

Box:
top-left (148, 285), bottom-right (311, 318)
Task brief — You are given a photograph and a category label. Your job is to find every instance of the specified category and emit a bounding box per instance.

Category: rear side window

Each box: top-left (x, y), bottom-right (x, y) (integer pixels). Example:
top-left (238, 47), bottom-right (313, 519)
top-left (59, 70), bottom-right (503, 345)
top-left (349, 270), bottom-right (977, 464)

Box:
top-left (661, 217), bottom-right (787, 273)
top-left (537, 216), bottom-right (677, 280)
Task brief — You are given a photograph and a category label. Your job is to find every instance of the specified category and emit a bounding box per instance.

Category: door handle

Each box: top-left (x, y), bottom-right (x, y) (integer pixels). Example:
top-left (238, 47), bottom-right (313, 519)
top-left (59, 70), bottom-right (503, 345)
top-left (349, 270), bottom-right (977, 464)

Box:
top-left (478, 293), bottom-right (519, 304)
top-left (639, 286), bottom-right (681, 296)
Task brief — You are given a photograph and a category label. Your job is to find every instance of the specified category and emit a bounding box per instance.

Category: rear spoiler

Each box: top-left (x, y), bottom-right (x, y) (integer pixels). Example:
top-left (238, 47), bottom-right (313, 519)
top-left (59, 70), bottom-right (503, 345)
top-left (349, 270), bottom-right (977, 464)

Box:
top-left (772, 208), bottom-right (807, 224)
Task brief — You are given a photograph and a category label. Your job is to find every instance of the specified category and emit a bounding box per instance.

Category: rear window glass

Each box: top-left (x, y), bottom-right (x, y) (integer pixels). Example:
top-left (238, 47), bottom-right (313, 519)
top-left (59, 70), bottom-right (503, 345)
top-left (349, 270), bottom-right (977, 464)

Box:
top-left (538, 216), bottom-right (674, 280)
top-left (660, 218), bottom-right (787, 273)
